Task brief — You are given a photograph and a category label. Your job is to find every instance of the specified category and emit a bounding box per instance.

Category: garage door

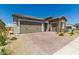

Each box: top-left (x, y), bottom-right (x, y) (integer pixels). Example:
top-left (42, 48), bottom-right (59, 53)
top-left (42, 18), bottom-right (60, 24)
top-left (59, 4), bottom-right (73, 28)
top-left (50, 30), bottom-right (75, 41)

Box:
top-left (20, 21), bottom-right (42, 33)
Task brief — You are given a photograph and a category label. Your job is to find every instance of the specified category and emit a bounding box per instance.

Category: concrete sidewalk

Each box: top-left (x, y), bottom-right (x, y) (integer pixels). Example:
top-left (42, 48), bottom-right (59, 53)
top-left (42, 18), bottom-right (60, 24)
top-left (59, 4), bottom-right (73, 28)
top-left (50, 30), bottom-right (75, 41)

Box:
top-left (54, 37), bottom-right (79, 55)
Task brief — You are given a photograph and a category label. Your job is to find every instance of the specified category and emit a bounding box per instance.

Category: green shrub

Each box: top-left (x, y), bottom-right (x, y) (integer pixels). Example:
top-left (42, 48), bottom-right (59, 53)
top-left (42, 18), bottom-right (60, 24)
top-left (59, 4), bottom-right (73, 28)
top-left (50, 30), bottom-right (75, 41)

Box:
top-left (59, 32), bottom-right (64, 36)
top-left (10, 37), bottom-right (17, 40)
top-left (0, 35), bottom-right (7, 46)
top-left (76, 30), bottom-right (79, 34)
top-left (70, 29), bottom-right (75, 36)
top-left (0, 47), bottom-right (12, 55)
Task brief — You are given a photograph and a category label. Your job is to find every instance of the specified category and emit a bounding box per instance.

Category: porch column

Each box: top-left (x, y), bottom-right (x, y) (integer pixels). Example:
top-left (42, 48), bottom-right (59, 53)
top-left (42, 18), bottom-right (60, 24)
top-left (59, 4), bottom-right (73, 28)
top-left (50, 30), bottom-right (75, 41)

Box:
top-left (41, 23), bottom-right (44, 32)
top-left (57, 22), bottom-right (60, 33)
top-left (13, 21), bottom-right (17, 34)
top-left (17, 20), bottom-right (21, 34)
top-left (64, 21), bottom-right (66, 32)
top-left (47, 23), bottom-right (50, 32)
top-left (50, 23), bottom-right (53, 32)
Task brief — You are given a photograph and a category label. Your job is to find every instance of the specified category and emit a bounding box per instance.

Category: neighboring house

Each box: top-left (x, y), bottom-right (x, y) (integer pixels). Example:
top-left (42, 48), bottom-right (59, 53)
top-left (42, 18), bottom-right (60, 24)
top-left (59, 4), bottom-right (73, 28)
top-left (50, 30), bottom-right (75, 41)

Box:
top-left (12, 14), bottom-right (67, 34)
top-left (74, 23), bottom-right (79, 30)
top-left (66, 24), bottom-right (73, 32)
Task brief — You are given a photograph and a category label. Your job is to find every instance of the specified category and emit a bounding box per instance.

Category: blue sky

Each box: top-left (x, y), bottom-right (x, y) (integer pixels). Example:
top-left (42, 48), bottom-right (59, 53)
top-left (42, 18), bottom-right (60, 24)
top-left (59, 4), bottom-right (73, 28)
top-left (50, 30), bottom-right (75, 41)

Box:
top-left (0, 4), bottom-right (79, 26)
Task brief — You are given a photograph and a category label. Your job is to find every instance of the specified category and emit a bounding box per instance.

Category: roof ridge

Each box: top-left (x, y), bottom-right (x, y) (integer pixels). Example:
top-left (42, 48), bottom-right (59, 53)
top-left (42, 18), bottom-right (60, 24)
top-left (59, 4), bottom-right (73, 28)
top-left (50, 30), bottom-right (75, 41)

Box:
top-left (12, 14), bottom-right (43, 20)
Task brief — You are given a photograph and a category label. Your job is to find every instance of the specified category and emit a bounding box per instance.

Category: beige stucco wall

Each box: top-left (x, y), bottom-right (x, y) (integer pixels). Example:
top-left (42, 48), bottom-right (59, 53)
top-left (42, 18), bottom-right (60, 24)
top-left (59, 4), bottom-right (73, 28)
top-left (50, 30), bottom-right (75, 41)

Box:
top-left (13, 21), bottom-right (20, 34)
top-left (58, 19), bottom-right (66, 32)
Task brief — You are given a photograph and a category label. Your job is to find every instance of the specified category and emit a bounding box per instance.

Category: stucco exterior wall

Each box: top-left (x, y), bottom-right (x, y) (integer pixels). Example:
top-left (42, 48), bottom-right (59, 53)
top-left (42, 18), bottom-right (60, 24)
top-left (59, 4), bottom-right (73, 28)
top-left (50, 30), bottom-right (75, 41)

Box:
top-left (58, 19), bottom-right (66, 32)
top-left (13, 20), bottom-right (20, 34)
top-left (12, 14), bottom-right (67, 34)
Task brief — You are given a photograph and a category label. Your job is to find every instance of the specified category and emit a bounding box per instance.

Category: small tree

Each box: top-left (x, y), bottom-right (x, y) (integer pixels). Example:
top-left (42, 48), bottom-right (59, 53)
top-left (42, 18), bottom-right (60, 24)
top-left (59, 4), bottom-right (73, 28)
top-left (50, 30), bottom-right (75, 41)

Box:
top-left (0, 47), bottom-right (12, 55)
top-left (0, 19), bottom-right (7, 46)
top-left (59, 32), bottom-right (64, 36)
top-left (0, 35), bottom-right (7, 46)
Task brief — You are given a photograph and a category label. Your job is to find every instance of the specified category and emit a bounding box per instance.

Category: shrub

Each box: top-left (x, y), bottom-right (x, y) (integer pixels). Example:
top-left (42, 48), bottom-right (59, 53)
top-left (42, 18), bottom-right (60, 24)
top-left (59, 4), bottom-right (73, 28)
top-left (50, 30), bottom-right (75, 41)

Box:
top-left (0, 35), bottom-right (7, 46)
top-left (10, 33), bottom-right (14, 35)
top-left (0, 47), bottom-right (12, 55)
top-left (59, 32), bottom-right (64, 36)
top-left (76, 30), bottom-right (79, 34)
top-left (70, 29), bottom-right (75, 36)
top-left (10, 37), bottom-right (17, 40)
top-left (78, 31), bottom-right (79, 34)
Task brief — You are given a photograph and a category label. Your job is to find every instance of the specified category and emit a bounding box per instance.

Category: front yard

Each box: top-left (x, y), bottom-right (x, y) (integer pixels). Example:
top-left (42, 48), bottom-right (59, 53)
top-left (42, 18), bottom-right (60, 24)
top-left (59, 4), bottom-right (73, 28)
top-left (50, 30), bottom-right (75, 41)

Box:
top-left (4, 32), bottom-right (79, 55)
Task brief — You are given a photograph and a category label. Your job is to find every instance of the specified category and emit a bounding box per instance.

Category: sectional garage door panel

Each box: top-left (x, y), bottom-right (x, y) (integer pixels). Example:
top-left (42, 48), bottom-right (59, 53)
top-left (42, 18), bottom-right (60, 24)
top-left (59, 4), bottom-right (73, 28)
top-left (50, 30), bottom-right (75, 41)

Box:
top-left (20, 21), bottom-right (42, 33)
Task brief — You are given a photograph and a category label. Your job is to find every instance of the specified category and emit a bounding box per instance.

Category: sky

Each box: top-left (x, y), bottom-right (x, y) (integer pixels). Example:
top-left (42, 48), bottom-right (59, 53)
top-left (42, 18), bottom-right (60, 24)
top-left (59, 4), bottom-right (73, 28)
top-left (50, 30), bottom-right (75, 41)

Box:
top-left (0, 4), bottom-right (79, 26)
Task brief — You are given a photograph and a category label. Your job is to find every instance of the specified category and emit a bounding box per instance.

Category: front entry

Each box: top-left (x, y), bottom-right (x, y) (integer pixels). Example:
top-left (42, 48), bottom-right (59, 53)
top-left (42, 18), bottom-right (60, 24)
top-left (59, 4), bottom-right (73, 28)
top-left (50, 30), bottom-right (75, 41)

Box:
top-left (59, 22), bottom-right (65, 32)
top-left (51, 22), bottom-right (58, 32)
top-left (44, 23), bottom-right (48, 32)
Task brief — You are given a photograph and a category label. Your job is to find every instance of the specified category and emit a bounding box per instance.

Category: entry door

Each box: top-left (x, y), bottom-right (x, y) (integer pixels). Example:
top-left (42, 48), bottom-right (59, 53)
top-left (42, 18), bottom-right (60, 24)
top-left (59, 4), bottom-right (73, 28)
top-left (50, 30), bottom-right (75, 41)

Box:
top-left (44, 23), bottom-right (48, 31)
top-left (51, 23), bottom-right (58, 32)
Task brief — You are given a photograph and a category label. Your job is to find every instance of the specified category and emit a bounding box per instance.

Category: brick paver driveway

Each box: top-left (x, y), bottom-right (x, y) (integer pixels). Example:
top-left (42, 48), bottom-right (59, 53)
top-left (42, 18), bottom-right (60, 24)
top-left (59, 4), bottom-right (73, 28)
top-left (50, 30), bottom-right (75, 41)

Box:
top-left (14, 32), bottom-right (76, 55)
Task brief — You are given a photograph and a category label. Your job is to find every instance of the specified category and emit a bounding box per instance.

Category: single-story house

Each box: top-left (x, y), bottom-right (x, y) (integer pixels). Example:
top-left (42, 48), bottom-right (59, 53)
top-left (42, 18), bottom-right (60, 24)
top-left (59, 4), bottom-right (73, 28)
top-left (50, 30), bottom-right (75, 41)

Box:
top-left (12, 14), bottom-right (67, 34)
top-left (66, 24), bottom-right (73, 32)
top-left (74, 23), bottom-right (79, 30)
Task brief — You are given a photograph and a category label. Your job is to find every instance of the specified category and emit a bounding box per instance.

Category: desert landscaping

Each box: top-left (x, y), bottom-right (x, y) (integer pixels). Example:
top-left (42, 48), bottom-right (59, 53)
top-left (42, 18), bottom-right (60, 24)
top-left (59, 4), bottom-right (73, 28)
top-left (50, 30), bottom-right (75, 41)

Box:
top-left (4, 32), bottom-right (79, 55)
top-left (0, 18), bottom-right (79, 55)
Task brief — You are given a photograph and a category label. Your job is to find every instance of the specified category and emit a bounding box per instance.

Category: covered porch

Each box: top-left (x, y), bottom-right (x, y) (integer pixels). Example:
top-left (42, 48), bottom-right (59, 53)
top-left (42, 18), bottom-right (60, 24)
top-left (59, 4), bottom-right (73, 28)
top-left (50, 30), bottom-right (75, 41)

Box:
top-left (41, 16), bottom-right (67, 33)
